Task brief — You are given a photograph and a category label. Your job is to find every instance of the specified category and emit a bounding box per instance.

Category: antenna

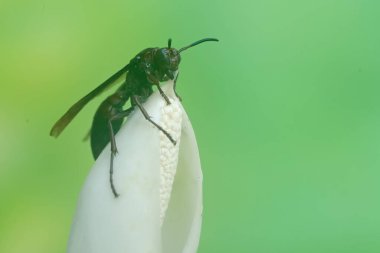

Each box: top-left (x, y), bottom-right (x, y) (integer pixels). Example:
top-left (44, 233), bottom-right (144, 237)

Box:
top-left (179, 38), bottom-right (219, 53)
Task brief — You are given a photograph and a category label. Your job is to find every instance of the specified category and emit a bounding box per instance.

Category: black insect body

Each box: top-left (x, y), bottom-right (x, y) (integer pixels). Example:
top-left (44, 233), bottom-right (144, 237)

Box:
top-left (90, 89), bottom-right (129, 159)
top-left (50, 38), bottom-right (219, 197)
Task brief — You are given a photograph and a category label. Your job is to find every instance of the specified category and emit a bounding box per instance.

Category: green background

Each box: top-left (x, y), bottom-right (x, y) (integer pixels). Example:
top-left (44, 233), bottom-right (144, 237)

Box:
top-left (1, 0), bottom-right (380, 252)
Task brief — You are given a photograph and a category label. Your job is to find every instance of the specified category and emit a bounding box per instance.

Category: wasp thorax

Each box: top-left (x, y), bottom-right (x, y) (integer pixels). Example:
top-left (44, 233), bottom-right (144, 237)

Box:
top-left (154, 48), bottom-right (181, 80)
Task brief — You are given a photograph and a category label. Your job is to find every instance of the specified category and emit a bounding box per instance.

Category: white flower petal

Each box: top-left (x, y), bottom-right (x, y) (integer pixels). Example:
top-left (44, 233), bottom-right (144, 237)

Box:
top-left (67, 78), bottom-right (203, 253)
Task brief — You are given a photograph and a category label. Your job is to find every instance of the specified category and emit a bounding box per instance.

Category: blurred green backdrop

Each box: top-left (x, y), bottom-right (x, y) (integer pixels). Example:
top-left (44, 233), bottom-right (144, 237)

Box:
top-left (1, 0), bottom-right (380, 252)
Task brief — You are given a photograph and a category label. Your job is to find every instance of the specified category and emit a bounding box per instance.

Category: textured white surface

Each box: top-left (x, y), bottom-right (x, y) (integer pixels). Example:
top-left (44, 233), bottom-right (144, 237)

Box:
top-left (159, 99), bottom-right (182, 225)
top-left (67, 78), bottom-right (203, 253)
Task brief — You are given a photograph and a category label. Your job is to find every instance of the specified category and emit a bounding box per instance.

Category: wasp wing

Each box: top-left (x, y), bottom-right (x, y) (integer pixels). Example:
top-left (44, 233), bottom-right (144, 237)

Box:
top-left (50, 64), bottom-right (129, 137)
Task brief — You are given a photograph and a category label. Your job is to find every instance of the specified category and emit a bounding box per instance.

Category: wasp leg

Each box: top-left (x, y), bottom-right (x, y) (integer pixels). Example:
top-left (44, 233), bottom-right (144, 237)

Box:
top-left (156, 83), bottom-right (171, 105)
top-left (173, 73), bottom-right (182, 101)
top-left (109, 147), bottom-right (119, 198)
top-left (107, 120), bottom-right (119, 198)
top-left (107, 107), bottom-right (134, 198)
top-left (147, 74), bottom-right (171, 105)
top-left (132, 95), bottom-right (176, 145)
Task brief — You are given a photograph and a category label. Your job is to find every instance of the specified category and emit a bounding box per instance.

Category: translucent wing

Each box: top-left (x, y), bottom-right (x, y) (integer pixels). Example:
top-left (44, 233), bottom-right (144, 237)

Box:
top-left (50, 64), bottom-right (129, 137)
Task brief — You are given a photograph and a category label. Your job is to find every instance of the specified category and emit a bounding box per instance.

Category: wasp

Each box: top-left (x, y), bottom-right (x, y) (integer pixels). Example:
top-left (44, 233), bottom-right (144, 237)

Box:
top-left (50, 38), bottom-right (219, 197)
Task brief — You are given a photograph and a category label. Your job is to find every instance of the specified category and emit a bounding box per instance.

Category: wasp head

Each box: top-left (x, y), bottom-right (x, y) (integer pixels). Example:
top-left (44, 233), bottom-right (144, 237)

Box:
top-left (152, 38), bottom-right (219, 81)
top-left (154, 39), bottom-right (181, 81)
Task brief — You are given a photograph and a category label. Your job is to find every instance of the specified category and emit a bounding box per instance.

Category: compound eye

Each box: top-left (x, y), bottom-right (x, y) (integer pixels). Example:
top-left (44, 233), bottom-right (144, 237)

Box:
top-left (156, 49), bottom-right (170, 67)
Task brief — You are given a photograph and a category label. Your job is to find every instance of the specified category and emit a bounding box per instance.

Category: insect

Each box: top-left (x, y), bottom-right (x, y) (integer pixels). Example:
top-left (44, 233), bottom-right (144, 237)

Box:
top-left (50, 38), bottom-right (219, 197)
